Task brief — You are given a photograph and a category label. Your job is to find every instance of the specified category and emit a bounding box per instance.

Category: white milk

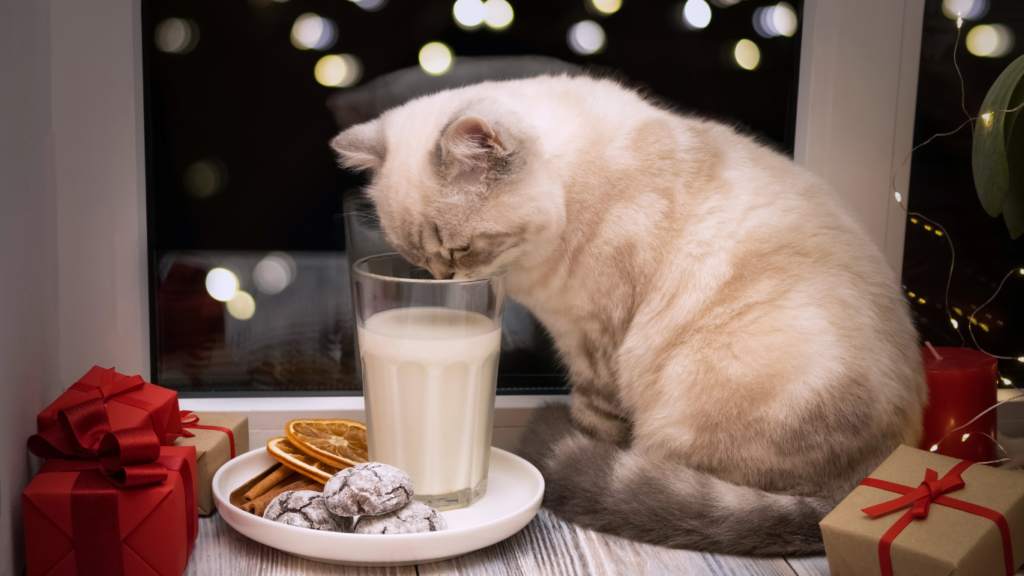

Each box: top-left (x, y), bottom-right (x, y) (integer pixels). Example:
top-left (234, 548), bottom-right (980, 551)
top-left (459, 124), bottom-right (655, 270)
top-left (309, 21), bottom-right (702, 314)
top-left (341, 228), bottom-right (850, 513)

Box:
top-left (358, 307), bottom-right (501, 508)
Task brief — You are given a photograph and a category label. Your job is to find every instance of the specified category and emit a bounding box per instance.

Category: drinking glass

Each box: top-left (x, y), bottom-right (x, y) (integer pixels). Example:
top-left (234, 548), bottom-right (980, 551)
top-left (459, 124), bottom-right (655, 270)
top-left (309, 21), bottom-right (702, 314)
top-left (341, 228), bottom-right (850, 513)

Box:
top-left (352, 253), bottom-right (506, 510)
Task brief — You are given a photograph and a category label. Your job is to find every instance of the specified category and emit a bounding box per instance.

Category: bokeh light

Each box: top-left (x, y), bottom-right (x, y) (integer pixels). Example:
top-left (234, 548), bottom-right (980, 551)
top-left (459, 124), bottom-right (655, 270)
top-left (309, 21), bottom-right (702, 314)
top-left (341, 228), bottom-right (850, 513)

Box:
top-left (772, 3), bottom-right (798, 36)
top-left (315, 54), bottom-right (363, 87)
top-left (753, 3), bottom-right (797, 38)
top-left (941, 0), bottom-right (988, 21)
top-left (588, 0), bottom-right (621, 16)
top-left (290, 13), bottom-right (337, 51)
top-left (966, 24), bottom-right (1015, 58)
top-left (484, 0), bottom-right (514, 30)
top-left (353, 0), bottom-right (388, 11)
top-left (683, 0), bottom-right (712, 30)
top-left (206, 268), bottom-right (239, 302)
top-left (253, 252), bottom-right (297, 295)
top-left (709, 0), bottom-right (740, 6)
top-left (155, 19), bottom-right (199, 54)
top-left (453, 0), bottom-right (486, 29)
top-left (734, 39), bottom-right (761, 70)
top-left (226, 291), bottom-right (256, 320)
top-left (568, 20), bottom-right (606, 55)
top-left (419, 42), bottom-right (454, 75)
top-left (184, 159), bottom-right (228, 199)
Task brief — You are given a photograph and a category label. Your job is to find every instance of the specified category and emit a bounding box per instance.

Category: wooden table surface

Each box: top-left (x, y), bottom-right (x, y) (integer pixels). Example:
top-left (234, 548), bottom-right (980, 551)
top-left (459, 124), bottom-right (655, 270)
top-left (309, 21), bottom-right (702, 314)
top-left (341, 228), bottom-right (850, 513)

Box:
top-left (186, 508), bottom-right (834, 576)
top-left (187, 507), bottom-right (1024, 575)
top-left (186, 437), bottom-right (1024, 575)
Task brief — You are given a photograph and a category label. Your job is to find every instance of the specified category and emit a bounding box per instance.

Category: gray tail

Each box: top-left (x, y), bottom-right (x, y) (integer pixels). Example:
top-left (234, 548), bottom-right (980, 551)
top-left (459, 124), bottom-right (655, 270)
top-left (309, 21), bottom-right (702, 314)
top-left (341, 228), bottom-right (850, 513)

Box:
top-left (517, 404), bottom-right (835, 556)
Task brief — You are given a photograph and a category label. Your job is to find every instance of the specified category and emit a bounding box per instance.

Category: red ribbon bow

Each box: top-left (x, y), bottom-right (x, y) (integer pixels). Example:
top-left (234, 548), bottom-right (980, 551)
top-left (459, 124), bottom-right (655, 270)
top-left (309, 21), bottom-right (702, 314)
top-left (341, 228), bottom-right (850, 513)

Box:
top-left (863, 464), bottom-right (967, 520)
top-left (180, 410), bottom-right (237, 459)
top-left (860, 460), bottom-right (1014, 576)
top-left (48, 366), bottom-right (145, 419)
top-left (29, 397), bottom-right (168, 487)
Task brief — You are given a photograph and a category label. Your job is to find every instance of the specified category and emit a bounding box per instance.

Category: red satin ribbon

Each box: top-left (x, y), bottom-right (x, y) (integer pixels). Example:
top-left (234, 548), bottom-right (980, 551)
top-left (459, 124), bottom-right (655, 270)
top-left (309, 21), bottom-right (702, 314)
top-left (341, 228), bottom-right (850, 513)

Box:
top-left (71, 468), bottom-right (124, 575)
top-left (860, 460), bottom-right (1014, 576)
top-left (28, 398), bottom-right (168, 487)
top-left (180, 411), bottom-right (236, 459)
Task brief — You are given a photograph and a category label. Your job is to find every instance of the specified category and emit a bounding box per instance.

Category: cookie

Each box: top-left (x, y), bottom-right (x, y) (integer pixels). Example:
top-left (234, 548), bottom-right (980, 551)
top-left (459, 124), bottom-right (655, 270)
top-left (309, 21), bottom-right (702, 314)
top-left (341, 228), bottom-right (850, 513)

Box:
top-left (323, 462), bottom-right (413, 517)
top-left (263, 490), bottom-right (351, 532)
top-left (353, 501), bottom-right (448, 535)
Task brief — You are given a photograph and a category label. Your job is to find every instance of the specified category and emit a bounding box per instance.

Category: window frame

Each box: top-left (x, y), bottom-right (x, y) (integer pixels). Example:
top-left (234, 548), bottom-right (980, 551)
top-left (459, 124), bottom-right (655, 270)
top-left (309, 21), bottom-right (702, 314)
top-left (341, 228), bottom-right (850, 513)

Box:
top-left (794, 0), bottom-right (925, 275)
top-left (61, 0), bottom-right (1011, 449)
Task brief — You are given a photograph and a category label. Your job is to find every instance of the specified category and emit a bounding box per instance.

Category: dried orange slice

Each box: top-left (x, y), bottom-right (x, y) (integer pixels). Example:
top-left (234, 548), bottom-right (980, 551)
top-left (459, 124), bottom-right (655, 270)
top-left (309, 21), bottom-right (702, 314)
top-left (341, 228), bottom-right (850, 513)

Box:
top-left (285, 418), bottom-right (369, 469)
top-left (267, 437), bottom-right (343, 484)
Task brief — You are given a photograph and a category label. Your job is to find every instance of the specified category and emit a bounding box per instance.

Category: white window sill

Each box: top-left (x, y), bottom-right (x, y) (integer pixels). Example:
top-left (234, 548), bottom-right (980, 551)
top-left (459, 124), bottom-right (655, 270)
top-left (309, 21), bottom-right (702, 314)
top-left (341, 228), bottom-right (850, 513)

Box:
top-left (182, 390), bottom-right (1024, 454)
top-left (179, 394), bottom-right (569, 455)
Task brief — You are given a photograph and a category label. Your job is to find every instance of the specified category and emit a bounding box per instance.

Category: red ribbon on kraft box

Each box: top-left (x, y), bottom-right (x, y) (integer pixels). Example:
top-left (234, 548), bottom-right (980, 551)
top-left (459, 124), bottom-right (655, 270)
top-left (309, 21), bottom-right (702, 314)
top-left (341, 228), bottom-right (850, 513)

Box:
top-left (860, 460), bottom-right (1014, 576)
top-left (180, 410), bottom-right (236, 459)
top-left (37, 366), bottom-right (184, 445)
top-left (23, 397), bottom-right (197, 576)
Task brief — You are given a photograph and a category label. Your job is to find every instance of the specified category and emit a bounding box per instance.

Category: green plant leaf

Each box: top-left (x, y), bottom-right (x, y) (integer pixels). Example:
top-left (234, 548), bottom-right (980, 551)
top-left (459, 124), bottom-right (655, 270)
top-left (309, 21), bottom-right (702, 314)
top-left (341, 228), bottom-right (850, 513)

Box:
top-left (972, 54), bottom-right (1024, 229)
top-left (1004, 74), bottom-right (1024, 239)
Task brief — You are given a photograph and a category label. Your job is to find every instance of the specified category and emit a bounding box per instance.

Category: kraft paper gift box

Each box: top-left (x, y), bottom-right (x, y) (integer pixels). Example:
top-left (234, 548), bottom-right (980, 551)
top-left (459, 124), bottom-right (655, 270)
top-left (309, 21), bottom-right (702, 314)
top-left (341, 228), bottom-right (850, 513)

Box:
top-left (37, 366), bottom-right (184, 445)
top-left (22, 446), bottom-right (198, 576)
top-left (173, 411), bottom-right (249, 515)
top-left (820, 445), bottom-right (1024, 576)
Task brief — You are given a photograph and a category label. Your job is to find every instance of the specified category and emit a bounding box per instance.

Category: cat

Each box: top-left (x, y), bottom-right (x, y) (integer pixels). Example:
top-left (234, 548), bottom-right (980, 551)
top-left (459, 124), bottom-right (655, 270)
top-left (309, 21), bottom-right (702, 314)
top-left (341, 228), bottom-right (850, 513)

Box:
top-left (330, 74), bottom-right (926, 556)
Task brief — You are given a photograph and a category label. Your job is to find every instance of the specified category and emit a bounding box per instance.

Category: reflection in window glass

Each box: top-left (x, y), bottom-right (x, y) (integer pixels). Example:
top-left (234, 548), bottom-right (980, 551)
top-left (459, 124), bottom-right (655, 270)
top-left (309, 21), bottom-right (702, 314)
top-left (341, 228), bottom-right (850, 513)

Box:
top-left (145, 0), bottom-right (803, 394)
top-left (903, 0), bottom-right (1022, 390)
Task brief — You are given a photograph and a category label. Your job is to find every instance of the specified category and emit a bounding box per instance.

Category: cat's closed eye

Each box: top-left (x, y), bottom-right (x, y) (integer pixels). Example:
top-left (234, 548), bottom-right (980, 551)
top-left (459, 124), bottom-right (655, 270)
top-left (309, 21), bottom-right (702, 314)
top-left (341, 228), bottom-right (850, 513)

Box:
top-left (432, 223), bottom-right (471, 255)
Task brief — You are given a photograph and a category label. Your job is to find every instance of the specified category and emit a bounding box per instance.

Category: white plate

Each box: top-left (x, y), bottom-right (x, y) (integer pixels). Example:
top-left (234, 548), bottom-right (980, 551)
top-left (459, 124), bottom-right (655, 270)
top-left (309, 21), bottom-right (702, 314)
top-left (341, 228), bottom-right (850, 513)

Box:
top-left (212, 447), bottom-right (545, 567)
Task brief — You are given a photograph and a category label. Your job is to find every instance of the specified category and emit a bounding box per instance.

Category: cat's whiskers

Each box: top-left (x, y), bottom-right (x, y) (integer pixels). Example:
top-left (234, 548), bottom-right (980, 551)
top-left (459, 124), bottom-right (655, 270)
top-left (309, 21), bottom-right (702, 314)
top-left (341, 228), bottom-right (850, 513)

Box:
top-left (338, 210), bottom-right (382, 227)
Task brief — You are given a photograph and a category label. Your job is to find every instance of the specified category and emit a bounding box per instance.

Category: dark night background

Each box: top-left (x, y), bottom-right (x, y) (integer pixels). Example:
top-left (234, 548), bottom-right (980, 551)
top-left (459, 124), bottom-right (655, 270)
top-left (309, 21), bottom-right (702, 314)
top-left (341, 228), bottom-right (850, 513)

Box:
top-left (146, 0), bottom-right (1024, 395)
top-left (144, 0), bottom-right (805, 394)
top-left (903, 0), bottom-right (1023, 390)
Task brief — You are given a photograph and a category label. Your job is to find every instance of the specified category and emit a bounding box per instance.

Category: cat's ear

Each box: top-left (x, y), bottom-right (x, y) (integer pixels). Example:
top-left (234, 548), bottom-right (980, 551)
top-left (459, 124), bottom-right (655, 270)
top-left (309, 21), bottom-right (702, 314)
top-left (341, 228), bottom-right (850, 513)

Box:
top-left (330, 120), bottom-right (385, 172)
top-left (438, 116), bottom-right (508, 177)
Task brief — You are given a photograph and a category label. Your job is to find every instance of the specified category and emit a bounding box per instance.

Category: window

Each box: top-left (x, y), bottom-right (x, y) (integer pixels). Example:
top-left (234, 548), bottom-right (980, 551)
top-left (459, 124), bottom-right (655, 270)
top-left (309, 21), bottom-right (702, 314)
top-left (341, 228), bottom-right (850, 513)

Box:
top-left (901, 0), bottom-right (1022, 390)
top-left (144, 0), bottom-right (805, 396)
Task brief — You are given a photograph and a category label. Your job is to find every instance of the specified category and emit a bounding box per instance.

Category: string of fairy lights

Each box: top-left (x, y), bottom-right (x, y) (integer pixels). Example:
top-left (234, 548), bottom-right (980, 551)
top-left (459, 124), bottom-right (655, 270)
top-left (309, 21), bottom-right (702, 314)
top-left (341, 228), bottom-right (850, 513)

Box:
top-left (891, 12), bottom-right (1023, 464)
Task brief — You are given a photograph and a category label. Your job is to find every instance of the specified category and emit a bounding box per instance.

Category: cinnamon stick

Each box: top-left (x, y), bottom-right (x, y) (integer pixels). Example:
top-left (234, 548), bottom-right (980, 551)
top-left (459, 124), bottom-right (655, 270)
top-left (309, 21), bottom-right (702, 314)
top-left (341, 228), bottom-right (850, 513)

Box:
top-left (243, 464), bottom-right (294, 502)
top-left (244, 476), bottom-right (323, 516)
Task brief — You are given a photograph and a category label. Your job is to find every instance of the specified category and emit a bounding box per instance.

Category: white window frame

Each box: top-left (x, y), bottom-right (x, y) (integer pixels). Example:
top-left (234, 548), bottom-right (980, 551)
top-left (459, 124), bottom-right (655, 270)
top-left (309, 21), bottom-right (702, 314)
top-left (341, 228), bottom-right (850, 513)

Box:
top-left (794, 0), bottom-right (924, 275)
top-left (50, 0), bottom-right (1019, 451)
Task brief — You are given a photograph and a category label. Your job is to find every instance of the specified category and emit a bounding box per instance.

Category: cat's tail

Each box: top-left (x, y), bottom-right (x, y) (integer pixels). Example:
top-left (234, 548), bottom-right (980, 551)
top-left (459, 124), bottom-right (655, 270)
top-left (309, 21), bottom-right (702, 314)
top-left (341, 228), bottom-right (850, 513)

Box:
top-left (517, 404), bottom-right (836, 556)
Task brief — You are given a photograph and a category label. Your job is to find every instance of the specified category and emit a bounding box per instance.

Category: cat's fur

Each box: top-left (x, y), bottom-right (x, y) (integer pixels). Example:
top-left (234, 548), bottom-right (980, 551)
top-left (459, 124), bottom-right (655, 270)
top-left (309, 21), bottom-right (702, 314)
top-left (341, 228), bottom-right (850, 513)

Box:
top-left (331, 75), bottom-right (927, 556)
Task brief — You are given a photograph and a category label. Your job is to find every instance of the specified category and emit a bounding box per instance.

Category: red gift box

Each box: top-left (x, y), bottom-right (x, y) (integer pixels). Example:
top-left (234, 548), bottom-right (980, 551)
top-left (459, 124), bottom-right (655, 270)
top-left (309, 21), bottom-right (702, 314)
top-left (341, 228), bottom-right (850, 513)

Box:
top-left (37, 366), bottom-right (184, 445)
top-left (25, 393), bottom-right (198, 576)
top-left (22, 445), bottom-right (198, 576)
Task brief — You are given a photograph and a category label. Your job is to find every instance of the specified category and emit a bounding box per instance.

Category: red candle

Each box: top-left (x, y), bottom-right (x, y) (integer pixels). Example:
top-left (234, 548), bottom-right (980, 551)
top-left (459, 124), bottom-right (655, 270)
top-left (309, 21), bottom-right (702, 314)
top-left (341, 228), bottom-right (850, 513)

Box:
top-left (918, 346), bottom-right (998, 462)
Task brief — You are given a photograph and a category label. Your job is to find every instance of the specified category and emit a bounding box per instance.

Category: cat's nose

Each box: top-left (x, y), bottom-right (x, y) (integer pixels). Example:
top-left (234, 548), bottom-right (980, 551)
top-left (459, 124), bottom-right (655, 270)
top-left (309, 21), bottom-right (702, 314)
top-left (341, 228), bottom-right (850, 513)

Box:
top-left (426, 261), bottom-right (454, 280)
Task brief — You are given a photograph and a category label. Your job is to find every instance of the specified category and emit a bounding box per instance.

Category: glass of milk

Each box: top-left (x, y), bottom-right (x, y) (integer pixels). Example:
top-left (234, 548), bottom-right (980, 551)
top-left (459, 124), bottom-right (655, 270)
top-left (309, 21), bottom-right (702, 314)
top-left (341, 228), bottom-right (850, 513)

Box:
top-left (352, 253), bottom-right (506, 511)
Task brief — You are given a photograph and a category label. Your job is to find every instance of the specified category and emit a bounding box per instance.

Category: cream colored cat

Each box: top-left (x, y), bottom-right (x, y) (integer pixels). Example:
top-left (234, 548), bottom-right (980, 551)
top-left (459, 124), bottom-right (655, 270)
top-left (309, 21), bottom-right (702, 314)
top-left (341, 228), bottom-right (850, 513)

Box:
top-left (331, 75), bottom-right (926, 555)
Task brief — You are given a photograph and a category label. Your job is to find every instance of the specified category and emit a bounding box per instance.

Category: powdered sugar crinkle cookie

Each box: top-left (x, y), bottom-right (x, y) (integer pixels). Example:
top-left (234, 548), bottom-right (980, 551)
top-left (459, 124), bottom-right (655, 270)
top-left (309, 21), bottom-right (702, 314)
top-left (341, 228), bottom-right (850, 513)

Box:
top-left (323, 462), bottom-right (413, 517)
top-left (353, 500), bottom-right (448, 534)
top-left (263, 490), bottom-right (351, 532)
